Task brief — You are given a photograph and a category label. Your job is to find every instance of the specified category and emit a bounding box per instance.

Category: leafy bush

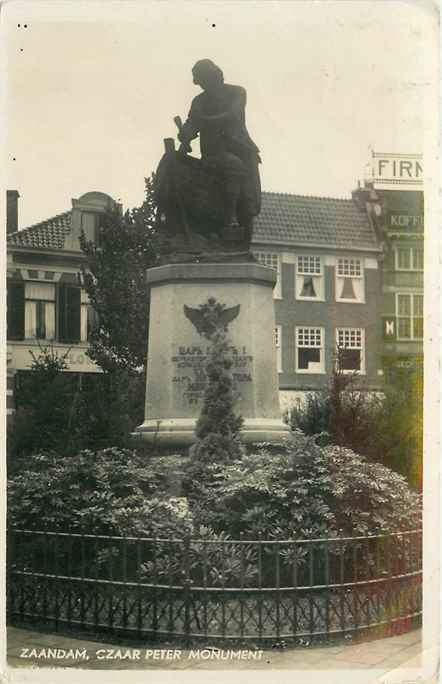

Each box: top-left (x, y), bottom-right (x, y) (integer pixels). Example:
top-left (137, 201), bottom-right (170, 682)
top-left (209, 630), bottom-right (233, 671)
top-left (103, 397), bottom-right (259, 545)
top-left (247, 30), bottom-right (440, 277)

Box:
top-left (190, 432), bottom-right (421, 540)
top-left (287, 365), bottom-right (423, 490)
top-left (8, 346), bottom-right (146, 468)
top-left (140, 526), bottom-right (258, 587)
top-left (8, 448), bottom-right (191, 537)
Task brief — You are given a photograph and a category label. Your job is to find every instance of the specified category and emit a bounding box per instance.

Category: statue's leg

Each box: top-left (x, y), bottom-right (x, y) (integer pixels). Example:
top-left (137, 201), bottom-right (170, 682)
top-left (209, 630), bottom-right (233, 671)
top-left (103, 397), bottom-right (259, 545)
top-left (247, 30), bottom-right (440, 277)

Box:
top-left (215, 152), bottom-right (246, 230)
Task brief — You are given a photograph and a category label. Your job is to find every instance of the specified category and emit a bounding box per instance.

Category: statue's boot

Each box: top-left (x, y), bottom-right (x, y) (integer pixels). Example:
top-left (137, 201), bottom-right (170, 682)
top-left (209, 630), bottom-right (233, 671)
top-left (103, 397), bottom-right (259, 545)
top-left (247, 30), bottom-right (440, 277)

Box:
top-left (222, 189), bottom-right (245, 241)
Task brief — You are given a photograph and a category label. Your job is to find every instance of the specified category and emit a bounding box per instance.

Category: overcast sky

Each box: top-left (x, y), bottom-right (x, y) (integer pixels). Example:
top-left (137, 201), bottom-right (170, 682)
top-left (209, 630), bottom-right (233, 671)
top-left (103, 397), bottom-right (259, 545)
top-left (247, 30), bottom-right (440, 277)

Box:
top-left (2, 0), bottom-right (438, 229)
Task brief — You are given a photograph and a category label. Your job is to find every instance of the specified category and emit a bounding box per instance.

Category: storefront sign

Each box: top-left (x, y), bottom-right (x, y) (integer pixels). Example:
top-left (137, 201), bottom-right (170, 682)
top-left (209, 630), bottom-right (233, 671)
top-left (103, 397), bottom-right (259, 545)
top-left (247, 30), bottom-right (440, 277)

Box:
top-left (387, 212), bottom-right (424, 231)
top-left (383, 318), bottom-right (396, 340)
top-left (371, 153), bottom-right (423, 189)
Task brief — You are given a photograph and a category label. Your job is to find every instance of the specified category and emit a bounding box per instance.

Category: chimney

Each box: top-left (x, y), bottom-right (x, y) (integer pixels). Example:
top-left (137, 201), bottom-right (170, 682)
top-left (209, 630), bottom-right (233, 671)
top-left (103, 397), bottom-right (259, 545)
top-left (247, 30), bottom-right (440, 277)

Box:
top-left (7, 190), bottom-right (20, 234)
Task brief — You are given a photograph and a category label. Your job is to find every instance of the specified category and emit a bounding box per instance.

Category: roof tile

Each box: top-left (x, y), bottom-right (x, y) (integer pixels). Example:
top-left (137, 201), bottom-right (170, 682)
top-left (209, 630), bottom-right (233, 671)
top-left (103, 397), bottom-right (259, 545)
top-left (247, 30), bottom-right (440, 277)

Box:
top-left (254, 192), bottom-right (379, 251)
top-left (7, 192), bottom-right (379, 252)
top-left (7, 211), bottom-right (72, 249)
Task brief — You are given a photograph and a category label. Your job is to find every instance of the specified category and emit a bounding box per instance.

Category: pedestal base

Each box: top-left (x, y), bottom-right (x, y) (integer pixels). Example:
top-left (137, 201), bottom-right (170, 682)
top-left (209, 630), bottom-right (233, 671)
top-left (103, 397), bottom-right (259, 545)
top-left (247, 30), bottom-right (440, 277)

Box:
top-left (133, 417), bottom-right (290, 447)
top-left (133, 262), bottom-right (291, 448)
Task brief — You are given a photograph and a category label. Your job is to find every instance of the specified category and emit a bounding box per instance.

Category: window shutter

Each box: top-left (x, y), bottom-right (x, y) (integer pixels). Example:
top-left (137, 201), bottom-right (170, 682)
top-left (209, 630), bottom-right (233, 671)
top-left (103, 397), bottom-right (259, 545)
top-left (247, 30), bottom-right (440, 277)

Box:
top-left (67, 287), bottom-right (81, 342)
top-left (59, 285), bottom-right (81, 342)
top-left (7, 282), bottom-right (25, 340)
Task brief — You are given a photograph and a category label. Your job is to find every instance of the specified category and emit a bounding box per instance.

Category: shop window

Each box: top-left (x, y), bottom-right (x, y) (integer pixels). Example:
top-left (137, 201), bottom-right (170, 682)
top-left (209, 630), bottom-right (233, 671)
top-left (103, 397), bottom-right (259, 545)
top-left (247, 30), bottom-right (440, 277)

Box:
top-left (7, 281), bottom-right (25, 340)
top-left (253, 252), bottom-right (282, 298)
top-left (295, 255), bottom-right (324, 300)
top-left (336, 257), bottom-right (364, 303)
top-left (296, 327), bottom-right (324, 373)
top-left (24, 282), bottom-right (56, 340)
top-left (336, 328), bottom-right (365, 373)
top-left (396, 293), bottom-right (423, 340)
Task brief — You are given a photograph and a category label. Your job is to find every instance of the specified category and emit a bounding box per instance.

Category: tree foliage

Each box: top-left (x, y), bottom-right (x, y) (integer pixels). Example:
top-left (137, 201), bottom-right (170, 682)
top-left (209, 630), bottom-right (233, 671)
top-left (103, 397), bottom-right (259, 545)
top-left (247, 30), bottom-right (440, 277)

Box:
top-left (287, 357), bottom-right (423, 490)
top-left (79, 176), bottom-right (160, 373)
top-left (8, 346), bottom-right (146, 472)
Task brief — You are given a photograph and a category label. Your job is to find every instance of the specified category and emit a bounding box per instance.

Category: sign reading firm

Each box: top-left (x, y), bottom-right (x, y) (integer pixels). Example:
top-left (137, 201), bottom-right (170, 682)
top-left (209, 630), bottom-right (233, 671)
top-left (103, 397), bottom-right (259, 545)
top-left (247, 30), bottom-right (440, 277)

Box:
top-left (371, 152), bottom-right (423, 188)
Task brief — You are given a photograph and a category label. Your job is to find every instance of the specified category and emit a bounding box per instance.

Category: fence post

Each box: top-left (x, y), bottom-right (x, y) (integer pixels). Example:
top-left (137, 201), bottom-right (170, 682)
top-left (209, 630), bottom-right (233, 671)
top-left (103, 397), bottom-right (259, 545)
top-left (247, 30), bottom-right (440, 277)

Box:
top-left (275, 539), bottom-right (281, 640)
top-left (6, 528), bottom-right (15, 619)
top-left (136, 539), bottom-right (143, 638)
top-left (54, 532), bottom-right (59, 632)
top-left (257, 532), bottom-right (263, 640)
top-left (292, 533), bottom-right (298, 639)
top-left (239, 532), bottom-right (245, 638)
top-left (152, 536), bottom-right (158, 637)
top-left (183, 534), bottom-right (191, 647)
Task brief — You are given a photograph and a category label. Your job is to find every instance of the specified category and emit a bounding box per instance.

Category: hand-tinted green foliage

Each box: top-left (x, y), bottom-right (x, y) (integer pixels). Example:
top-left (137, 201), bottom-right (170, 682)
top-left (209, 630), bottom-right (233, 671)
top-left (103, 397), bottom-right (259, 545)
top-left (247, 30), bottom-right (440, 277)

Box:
top-left (287, 362), bottom-right (423, 490)
top-left (79, 176), bottom-right (160, 373)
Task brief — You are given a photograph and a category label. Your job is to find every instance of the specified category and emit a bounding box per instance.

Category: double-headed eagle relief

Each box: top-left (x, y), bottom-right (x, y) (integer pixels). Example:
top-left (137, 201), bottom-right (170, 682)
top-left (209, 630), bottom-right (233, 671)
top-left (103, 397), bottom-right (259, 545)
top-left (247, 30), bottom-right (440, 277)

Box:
top-left (154, 60), bottom-right (261, 261)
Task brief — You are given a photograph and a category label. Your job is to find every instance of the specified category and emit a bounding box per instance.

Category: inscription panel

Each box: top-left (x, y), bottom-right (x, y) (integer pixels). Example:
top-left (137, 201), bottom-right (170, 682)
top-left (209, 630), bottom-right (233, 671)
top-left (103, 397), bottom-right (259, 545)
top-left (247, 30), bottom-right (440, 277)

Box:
top-left (171, 345), bottom-right (253, 405)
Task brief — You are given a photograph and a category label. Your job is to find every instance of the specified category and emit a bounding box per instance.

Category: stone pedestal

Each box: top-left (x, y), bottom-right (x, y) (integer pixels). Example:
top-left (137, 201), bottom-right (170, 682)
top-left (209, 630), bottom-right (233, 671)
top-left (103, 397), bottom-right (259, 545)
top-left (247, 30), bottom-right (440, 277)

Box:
top-left (133, 262), bottom-right (290, 446)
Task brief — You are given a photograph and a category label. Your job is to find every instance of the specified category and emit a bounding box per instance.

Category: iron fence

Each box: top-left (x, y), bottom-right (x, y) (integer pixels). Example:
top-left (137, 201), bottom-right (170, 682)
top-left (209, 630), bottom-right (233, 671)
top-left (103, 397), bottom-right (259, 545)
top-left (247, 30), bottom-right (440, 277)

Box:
top-left (7, 528), bottom-right (422, 644)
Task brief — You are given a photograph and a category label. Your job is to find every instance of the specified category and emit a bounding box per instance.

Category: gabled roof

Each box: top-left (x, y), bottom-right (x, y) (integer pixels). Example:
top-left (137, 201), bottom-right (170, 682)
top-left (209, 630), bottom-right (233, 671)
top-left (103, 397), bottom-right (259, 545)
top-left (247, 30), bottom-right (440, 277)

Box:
top-left (7, 191), bottom-right (379, 253)
top-left (254, 192), bottom-right (379, 251)
top-left (7, 211), bottom-right (72, 249)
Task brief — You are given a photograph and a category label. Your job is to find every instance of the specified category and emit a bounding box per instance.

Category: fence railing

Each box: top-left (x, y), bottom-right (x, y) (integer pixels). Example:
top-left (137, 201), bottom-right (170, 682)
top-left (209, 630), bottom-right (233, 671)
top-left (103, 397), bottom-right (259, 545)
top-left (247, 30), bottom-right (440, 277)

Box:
top-left (7, 528), bottom-right (422, 644)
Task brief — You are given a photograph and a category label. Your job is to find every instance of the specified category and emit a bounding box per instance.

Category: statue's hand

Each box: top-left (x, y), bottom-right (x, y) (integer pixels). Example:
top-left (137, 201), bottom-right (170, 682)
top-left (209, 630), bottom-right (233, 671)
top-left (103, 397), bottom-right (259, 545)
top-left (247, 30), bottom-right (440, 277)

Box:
top-left (178, 141), bottom-right (191, 155)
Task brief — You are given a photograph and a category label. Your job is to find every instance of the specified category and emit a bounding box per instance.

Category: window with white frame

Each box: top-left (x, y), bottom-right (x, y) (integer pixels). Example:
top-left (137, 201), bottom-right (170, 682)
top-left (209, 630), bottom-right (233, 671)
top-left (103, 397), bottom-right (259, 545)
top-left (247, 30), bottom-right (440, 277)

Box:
top-left (275, 326), bottom-right (282, 372)
top-left (395, 247), bottom-right (424, 271)
top-left (336, 328), bottom-right (365, 373)
top-left (396, 293), bottom-right (423, 340)
top-left (335, 257), bottom-right (365, 303)
top-left (295, 255), bottom-right (324, 300)
top-left (296, 327), bottom-right (325, 373)
top-left (253, 252), bottom-right (282, 298)
top-left (24, 282), bottom-right (56, 340)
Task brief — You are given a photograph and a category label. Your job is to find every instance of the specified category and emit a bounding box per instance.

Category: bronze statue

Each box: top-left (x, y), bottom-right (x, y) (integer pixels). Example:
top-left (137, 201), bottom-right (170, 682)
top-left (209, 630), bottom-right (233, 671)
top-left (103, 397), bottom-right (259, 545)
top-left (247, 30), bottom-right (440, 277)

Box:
top-left (178, 59), bottom-right (261, 233)
top-left (154, 60), bottom-right (261, 260)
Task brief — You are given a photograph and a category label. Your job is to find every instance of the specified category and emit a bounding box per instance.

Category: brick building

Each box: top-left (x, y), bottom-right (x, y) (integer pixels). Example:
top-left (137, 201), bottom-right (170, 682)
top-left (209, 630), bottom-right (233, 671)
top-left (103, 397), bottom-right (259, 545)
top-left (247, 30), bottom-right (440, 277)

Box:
top-left (361, 152), bottom-right (424, 384)
top-left (252, 192), bottom-right (383, 410)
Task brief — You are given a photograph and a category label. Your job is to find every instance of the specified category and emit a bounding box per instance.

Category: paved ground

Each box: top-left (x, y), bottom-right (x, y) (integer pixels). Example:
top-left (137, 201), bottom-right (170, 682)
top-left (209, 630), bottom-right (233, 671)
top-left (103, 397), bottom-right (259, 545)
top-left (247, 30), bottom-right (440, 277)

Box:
top-left (5, 625), bottom-right (423, 678)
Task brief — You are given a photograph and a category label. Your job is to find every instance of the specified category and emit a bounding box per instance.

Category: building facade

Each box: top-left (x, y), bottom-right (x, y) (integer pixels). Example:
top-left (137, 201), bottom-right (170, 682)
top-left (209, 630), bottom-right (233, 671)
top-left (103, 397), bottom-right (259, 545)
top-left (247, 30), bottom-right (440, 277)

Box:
top-left (6, 191), bottom-right (118, 420)
top-left (361, 152), bottom-right (424, 384)
top-left (6, 187), bottom-right (385, 418)
top-left (251, 192), bottom-right (383, 410)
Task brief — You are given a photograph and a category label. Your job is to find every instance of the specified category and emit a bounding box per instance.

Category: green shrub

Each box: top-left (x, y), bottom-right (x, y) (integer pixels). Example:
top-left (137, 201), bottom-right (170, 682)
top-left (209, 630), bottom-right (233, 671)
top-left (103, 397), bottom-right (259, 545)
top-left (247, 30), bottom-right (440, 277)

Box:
top-left (7, 448), bottom-right (191, 537)
top-left (287, 366), bottom-right (423, 490)
top-left (8, 345), bottom-right (146, 468)
top-left (191, 432), bottom-right (421, 539)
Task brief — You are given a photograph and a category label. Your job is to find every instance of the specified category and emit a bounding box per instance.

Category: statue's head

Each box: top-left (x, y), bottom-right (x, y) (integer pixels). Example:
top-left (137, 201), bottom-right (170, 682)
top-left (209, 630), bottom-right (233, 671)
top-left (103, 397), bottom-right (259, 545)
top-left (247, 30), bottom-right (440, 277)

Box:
top-left (192, 59), bottom-right (224, 90)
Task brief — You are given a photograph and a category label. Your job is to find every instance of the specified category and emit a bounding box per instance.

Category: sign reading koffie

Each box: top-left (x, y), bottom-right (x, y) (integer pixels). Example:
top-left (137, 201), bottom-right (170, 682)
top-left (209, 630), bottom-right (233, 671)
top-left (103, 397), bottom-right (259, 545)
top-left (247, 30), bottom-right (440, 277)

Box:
top-left (172, 345), bottom-right (253, 405)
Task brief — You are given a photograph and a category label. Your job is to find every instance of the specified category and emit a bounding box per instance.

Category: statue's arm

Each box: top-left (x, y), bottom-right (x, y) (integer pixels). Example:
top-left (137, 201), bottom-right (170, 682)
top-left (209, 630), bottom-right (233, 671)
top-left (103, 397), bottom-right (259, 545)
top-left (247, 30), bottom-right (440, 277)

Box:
top-left (178, 100), bottom-right (202, 143)
top-left (201, 86), bottom-right (246, 123)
